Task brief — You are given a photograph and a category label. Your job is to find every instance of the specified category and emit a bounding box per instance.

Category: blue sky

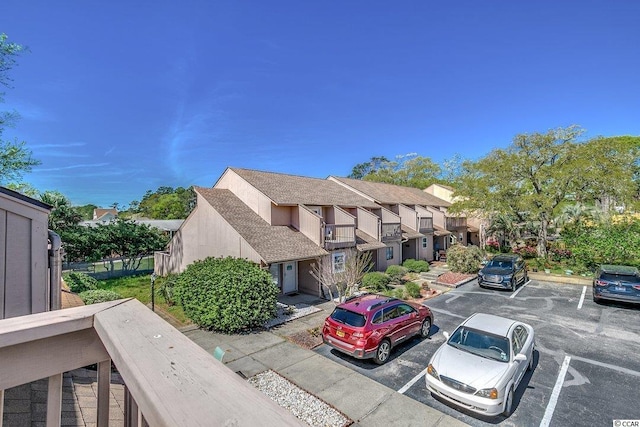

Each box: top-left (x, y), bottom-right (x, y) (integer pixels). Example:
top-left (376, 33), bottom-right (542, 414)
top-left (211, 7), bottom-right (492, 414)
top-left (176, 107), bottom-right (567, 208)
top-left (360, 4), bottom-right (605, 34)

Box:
top-left (1, 1), bottom-right (639, 208)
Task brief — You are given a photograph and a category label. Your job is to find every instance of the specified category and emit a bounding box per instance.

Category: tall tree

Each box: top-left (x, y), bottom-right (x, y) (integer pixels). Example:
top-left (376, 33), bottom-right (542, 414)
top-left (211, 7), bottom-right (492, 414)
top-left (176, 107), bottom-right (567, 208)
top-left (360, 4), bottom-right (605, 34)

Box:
top-left (39, 191), bottom-right (83, 233)
top-left (0, 33), bottom-right (39, 186)
top-left (451, 126), bottom-right (638, 257)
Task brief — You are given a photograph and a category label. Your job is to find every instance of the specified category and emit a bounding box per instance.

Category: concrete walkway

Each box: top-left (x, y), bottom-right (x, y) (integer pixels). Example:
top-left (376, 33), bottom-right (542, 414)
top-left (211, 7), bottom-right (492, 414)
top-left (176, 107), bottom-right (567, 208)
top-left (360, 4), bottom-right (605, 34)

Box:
top-left (182, 295), bottom-right (468, 427)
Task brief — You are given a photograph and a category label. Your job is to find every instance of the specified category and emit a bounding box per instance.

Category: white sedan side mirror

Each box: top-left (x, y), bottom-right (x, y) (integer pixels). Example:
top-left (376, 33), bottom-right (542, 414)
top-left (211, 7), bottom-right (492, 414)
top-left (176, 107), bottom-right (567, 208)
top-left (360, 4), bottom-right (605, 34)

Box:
top-left (514, 353), bottom-right (527, 362)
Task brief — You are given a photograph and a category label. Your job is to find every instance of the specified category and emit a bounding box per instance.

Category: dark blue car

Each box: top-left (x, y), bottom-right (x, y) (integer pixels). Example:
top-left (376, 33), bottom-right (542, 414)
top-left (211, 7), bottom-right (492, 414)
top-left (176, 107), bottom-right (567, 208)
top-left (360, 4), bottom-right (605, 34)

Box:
top-left (593, 265), bottom-right (640, 305)
top-left (477, 254), bottom-right (528, 292)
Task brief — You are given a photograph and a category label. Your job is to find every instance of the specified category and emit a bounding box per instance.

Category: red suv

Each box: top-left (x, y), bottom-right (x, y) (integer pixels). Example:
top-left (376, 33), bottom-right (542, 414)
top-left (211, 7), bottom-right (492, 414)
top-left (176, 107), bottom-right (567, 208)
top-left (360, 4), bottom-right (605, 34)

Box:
top-left (322, 294), bottom-right (433, 365)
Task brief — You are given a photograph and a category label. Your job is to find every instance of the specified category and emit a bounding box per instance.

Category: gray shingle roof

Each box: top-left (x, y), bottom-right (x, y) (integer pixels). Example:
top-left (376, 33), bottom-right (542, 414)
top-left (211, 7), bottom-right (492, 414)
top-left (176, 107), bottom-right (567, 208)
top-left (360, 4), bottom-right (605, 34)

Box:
top-left (330, 176), bottom-right (451, 207)
top-left (355, 230), bottom-right (387, 251)
top-left (401, 225), bottom-right (425, 239)
top-left (229, 168), bottom-right (380, 208)
top-left (196, 187), bottom-right (328, 264)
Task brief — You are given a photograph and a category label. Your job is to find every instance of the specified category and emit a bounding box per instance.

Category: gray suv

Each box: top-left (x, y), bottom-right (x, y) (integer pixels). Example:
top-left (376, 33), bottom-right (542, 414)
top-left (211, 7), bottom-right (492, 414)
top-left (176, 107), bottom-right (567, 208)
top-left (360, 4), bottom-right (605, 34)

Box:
top-left (478, 254), bottom-right (528, 292)
top-left (593, 264), bottom-right (640, 305)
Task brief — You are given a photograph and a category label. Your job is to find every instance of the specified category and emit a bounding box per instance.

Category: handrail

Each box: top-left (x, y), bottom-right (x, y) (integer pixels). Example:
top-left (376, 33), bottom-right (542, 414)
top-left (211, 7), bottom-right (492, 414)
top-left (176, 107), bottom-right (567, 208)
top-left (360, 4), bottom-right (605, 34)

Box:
top-left (0, 299), bottom-right (303, 426)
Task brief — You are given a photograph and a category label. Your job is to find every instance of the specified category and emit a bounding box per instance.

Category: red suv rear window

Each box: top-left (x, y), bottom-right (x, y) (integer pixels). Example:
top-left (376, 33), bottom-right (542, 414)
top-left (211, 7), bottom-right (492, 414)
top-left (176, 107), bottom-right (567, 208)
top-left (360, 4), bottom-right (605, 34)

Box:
top-left (330, 307), bottom-right (367, 327)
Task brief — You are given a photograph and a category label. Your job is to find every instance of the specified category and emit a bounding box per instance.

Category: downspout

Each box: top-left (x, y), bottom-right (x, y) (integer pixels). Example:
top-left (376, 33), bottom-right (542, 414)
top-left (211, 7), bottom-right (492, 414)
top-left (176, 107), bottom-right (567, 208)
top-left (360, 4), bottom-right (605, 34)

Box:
top-left (48, 230), bottom-right (62, 311)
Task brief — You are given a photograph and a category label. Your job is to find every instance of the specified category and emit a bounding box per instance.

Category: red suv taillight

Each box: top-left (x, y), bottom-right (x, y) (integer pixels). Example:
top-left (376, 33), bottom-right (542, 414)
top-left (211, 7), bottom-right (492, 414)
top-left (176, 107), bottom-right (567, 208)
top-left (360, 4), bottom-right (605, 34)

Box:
top-left (351, 330), bottom-right (373, 340)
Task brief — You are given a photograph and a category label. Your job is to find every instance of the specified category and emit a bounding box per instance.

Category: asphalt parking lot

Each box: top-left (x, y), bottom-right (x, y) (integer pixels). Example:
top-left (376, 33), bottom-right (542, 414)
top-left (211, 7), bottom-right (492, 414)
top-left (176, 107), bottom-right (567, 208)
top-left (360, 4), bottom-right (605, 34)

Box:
top-left (314, 279), bottom-right (640, 427)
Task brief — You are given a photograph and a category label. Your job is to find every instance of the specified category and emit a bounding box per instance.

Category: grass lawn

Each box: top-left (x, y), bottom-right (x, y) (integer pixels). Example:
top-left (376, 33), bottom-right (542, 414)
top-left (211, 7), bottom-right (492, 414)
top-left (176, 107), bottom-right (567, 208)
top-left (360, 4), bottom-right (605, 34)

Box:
top-left (98, 274), bottom-right (190, 325)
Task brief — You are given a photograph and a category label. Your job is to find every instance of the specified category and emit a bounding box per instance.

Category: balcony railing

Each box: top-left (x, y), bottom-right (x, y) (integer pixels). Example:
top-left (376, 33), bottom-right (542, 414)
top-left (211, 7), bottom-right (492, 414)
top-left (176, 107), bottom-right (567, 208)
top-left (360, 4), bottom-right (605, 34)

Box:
top-left (324, 224), bottom-right (356, 250)
top-left (446, 217), bottom-right (467, 230)
top-left (0, 299), bottom-right (303, 427)
top-left (418, 217), bottom-right (433, 233)
top-left (381, 223), bottom-right (402, 242)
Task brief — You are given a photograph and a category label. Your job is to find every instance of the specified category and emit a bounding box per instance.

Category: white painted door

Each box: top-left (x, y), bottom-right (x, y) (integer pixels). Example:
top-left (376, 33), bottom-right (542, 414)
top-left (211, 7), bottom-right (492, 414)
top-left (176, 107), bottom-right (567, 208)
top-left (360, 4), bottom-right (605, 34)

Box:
top-left (282, 262), bottom-right (298, 294)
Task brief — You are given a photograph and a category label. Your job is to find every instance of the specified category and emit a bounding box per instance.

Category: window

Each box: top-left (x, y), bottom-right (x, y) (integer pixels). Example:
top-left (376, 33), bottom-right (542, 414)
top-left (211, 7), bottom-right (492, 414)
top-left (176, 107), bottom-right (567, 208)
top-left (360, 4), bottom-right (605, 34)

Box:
top-left (513, 325), bottom-right (528, 355)
top-left (332, 252), bottom-right (345, 273)
top-left (371, 310), bottom-right (383, 324)
top-left (386, 247), bottom-right (393, 260)
top-left (397, 304), bottom-right (415, 316)
top-left (422, 237), bottom-right (427, 248)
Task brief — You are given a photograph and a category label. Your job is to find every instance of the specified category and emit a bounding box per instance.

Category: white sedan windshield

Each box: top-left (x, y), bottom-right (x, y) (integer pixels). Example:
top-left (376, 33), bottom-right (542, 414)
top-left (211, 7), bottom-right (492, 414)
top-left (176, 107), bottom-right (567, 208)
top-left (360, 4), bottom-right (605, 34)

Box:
top-left (448, 326), bottom-right (510, 362)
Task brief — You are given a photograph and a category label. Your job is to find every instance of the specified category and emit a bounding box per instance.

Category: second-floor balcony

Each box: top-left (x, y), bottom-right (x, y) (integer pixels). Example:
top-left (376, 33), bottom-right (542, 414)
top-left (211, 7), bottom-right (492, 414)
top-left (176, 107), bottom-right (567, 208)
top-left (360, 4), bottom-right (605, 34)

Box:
top-left (324, 224), bottom-right (356, 250)
top-left (418, 217), bottom-right (433, 233)
top-left (381, 223), bottom-right (402, 242)
top-left (0, 299), bottom-right (303, 427)
top-left (446, 217), bottom-right (467, 230)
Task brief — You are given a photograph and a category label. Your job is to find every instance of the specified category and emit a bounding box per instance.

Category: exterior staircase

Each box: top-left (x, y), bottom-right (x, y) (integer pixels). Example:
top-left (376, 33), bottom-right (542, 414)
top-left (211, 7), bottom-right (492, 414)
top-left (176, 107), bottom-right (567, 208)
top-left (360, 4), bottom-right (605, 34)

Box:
top-left (420, 262), bottom-right (451, 283)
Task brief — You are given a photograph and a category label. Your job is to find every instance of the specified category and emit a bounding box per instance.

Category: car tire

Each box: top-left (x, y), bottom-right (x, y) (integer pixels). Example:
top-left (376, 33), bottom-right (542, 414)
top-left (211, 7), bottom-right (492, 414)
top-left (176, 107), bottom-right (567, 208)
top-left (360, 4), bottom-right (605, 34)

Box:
top-left (373, 339), bottom-right (391, 365)
top-left (511, 279), bottom-right (516, 292)
top-left (420, 318), bottom-right (431, 338)
top-left (503, 386), bottom-right (514, 417)
top-left (523, 272), bottom-right (528, 284)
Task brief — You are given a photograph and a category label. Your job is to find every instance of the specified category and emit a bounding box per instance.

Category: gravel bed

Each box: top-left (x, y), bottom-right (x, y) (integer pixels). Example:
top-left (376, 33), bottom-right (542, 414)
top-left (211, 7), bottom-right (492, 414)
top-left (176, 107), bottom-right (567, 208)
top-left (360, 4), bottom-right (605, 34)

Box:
top-left (248, 370), bottom-right (351, 427)
top-left (263, 302), bottom-right (321, 328)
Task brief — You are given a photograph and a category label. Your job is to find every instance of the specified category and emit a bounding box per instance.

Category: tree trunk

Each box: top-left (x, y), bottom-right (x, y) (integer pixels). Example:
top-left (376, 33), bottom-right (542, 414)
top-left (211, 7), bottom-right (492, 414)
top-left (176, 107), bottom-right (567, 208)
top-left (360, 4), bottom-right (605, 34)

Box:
top-left (537, 216), bottom-right (549, 258)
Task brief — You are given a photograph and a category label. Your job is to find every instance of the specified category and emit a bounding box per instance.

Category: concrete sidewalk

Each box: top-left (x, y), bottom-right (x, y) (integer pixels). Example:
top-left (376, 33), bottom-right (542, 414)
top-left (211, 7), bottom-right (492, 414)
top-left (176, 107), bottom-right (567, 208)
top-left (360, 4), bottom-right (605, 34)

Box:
top-left (181, 296), bottom-right (468, 427)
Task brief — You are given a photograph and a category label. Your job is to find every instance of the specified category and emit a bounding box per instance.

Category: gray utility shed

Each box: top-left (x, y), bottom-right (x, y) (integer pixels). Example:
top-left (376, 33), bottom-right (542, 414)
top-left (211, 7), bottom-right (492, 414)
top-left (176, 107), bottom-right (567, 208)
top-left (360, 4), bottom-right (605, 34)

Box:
top-left (0, 186), bottom-right (54, 319)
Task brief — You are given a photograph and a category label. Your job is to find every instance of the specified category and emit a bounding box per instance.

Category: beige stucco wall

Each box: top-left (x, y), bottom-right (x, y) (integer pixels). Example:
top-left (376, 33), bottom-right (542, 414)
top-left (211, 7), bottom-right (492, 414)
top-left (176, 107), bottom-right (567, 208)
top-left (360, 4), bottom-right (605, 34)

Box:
top-left (166, 193), bottom-right (263, 273)
top-left (298, 206), bottom-right (322, 245)
top-left (271, 205), bottom-right (292, 226)
top-left (397, 204), bottom-right (418, 230)
top-left (216, 169), bottom-right (274, 223)
top-left (377, 241), bottom-right (401, 271)
top-left (424, 184), bottom-right (454, 203)
top-left (417, 234), bottom-right (435, 261)
top-left (356, 208), bottom-right (380, 239)
top-left (0, 193), bottom-right (50, 319)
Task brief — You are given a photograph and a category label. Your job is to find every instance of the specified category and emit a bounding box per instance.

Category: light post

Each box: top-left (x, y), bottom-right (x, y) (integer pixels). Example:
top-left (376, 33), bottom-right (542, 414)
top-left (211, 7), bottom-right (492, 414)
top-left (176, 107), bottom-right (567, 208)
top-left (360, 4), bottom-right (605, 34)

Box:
top-left (150, 273), bottom-right (157, 312)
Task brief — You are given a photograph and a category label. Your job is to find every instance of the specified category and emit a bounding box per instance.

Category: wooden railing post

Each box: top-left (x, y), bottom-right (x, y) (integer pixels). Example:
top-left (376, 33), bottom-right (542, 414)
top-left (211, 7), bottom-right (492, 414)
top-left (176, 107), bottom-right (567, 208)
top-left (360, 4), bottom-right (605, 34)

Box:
top-left (1, 389), bottom-right (4, 427)
top-left (97, 360), bottom-right (111, 427)
top-left (46, 374), bottom-right (62, 427)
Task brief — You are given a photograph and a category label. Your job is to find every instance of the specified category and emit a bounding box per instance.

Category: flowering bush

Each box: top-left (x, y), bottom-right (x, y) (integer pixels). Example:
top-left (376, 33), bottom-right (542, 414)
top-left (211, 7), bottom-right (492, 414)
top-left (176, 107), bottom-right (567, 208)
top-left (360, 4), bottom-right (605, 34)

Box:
top-left (513, 246), bottom-right (537, 259)
top-left (486, 239), bottom-right (500, 252)
top-left (550, 248), bottom-right (572, 262)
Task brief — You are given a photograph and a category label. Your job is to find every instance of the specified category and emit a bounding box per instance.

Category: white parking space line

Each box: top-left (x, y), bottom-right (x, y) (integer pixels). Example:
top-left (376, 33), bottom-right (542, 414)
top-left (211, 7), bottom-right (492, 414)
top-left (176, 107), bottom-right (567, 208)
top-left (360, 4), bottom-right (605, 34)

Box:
top-left (445, 294), bottom-right (461, 304)
top-left (540, 355), bottom-right (571, 427)
top-left (577, 286), bottom-right (587, 309)
top-left (398, 367), bottom-right (428, 394)
top-left (510, 279), bottom-right (531, 299)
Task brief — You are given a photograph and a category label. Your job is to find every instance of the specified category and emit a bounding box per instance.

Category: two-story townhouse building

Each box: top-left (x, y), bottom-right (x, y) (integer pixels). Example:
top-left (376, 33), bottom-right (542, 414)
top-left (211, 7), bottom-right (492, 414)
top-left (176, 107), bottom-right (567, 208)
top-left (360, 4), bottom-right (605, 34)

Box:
top-left (328, 177), bottom-right (456, 262)
top-left (424, 183), bottom-right (484, 247)
top-left (155, 168), bottom-right (390, 297)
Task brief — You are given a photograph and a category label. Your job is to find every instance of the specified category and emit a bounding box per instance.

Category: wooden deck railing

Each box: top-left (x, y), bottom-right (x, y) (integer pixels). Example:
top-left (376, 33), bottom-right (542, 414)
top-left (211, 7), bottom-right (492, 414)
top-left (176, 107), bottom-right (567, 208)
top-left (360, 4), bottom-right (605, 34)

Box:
top-left (324, 224), bottom-right (356, 250)
top-left (446, 217), bottom-right (467, 229)
top-left (381, 223), bottom-right (402, 242)
top-left (0, 299), bottom-right (303, 427)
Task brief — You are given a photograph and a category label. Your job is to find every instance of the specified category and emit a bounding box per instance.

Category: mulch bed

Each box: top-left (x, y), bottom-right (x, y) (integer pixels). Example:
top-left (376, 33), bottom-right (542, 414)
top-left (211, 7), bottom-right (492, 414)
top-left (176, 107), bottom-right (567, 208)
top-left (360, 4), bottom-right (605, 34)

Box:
top-left (287, 329), bottom-right (324, 350)
top-left (435, 271), bottom-right (475, 286)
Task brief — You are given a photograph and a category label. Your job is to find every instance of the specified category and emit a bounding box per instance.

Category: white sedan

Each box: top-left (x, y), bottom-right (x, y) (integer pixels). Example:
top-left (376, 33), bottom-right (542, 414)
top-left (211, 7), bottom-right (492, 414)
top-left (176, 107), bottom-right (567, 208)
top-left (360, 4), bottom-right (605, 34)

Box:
top-left (425, 313), bottom-right (535, 417)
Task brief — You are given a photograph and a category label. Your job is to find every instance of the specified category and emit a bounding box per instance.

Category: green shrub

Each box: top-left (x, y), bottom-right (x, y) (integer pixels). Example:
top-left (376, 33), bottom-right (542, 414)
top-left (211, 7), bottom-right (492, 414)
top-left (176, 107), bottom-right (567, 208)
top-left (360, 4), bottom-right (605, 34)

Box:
top-left (402, 259), bottom-right (430, 273)
top-left (173, 257), bottom-right (278, 333)
top-left (362, 272), bottom-right (390, 291)
top-left (404, 281), bottom-right (422, 298)
top-left (447, 245), bottom-right (485, 274)
top-left (385, 265), bottom-right (408, 282)
top-left (63, 271), bottom-right (98, 293)
top-left (393, 288), bottom-right (405, 299)
top-left (156, 274), bottom-right (179, 306)
top-left (79, 289), bottom-right (122, 305)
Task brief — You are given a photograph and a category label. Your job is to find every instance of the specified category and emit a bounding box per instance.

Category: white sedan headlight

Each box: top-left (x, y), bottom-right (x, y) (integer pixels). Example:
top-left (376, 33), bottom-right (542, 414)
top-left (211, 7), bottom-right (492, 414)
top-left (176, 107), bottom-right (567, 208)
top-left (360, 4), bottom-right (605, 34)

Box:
top-left (475, 387), bottom-right (499, 399)
top-left (427, 363), bottom-right (439, 380)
